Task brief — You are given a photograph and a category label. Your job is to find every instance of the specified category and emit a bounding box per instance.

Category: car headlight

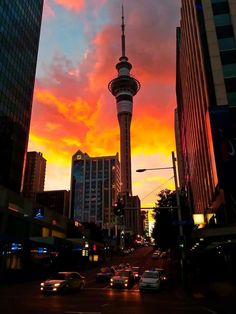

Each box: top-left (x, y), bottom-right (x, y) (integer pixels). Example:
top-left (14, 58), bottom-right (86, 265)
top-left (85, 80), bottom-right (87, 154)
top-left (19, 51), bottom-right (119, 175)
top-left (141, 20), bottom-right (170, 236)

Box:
top-left (40, 283), bottom-right (44, 286)
top-left (54, 283), bottom-right (61, 287)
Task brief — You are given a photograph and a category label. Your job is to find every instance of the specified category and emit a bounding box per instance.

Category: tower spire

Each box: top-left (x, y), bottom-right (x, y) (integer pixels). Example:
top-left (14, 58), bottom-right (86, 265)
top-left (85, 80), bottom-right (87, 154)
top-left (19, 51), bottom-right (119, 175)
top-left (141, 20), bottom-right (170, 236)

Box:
top-left (121, 5), bottom-right (126, 58)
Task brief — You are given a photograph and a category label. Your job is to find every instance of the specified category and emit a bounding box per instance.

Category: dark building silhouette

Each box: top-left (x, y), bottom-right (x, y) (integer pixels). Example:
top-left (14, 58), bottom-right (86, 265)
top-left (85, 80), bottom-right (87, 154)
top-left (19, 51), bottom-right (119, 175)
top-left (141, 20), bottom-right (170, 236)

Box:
top-left (176, 1), bottom-right (236, 228)
top-left (22, 151), bottom-right (46, 199)
top-left (0, 0), bottom-right (44, 192)
top-left (36, 190), bottom-right (70, 217)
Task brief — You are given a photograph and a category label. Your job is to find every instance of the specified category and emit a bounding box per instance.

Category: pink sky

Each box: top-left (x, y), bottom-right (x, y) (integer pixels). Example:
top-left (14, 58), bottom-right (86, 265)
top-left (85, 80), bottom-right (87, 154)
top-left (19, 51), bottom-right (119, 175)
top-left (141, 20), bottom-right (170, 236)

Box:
top-left (29, 0), bottom-right (180, 209)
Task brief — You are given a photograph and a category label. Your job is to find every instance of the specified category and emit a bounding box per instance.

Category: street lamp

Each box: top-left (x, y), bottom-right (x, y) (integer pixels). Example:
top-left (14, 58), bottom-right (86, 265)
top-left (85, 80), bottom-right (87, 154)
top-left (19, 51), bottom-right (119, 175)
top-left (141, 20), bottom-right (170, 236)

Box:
top-left (136, 166), bottom-right (173, 172)
top-left (136, 151), bottom-right (186, 287)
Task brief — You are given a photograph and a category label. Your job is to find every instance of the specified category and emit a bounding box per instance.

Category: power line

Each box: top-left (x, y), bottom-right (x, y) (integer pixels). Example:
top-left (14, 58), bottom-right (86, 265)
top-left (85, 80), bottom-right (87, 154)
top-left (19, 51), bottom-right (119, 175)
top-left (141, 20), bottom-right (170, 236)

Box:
top-left (141, 176), bottom-right (174, 201)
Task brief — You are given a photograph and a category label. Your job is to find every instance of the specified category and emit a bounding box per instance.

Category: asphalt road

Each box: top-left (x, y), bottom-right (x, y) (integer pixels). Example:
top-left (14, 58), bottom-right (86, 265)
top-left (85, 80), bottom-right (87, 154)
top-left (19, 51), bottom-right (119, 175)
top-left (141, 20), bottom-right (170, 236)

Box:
top-left (0, 246), bottom-right (234, 314)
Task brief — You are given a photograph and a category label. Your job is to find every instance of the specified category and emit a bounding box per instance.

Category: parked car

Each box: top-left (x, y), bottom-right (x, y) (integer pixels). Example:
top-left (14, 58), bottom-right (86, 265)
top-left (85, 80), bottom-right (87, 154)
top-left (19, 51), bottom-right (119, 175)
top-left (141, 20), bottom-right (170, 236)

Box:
top-left (40, 272), bottom-right (85, 294)
top-left (131, 266), bottom-right (141, 281)
top-left (139, 270), bottom-right (161, 292)
top-left (96, 266), bottom-right (115, 282)
top-left (110, 269), bottom-right (134, 289)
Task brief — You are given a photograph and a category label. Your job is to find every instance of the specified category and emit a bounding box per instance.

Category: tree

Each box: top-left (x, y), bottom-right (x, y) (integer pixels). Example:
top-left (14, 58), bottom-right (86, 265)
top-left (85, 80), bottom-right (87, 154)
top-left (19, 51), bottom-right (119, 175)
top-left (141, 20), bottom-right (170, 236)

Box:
top-left (152, 189), bottom-right (179, 250)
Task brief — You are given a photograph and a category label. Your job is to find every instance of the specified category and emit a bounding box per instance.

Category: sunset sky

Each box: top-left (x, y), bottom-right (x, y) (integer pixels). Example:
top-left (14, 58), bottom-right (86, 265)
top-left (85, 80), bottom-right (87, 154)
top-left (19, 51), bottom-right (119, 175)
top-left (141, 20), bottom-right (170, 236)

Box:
top-left (28, 0), bottom-right (181, 210)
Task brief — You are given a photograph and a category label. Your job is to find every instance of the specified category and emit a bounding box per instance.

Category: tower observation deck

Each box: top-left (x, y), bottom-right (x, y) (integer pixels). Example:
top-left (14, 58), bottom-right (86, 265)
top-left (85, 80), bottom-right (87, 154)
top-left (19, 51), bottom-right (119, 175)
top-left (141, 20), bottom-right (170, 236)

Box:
top-left (108, 6), bottom-right (141, 196)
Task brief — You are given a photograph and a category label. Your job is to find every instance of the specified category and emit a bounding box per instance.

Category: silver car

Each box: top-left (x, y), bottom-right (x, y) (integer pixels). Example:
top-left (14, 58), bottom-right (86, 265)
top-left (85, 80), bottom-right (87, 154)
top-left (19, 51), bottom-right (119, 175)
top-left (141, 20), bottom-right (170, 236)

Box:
top-left (139, 270), bottom-right (161, 291)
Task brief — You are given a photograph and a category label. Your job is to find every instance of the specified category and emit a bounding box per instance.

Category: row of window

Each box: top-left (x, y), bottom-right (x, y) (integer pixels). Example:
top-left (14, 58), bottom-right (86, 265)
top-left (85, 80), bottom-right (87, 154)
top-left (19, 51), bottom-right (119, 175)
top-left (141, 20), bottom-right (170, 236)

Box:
top-left (211, 0), bottom-right (236, 105)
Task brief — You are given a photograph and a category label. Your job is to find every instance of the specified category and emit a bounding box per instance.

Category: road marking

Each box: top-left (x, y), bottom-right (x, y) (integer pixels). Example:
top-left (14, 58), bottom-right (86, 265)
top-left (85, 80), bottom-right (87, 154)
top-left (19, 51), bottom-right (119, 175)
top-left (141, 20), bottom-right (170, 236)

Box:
top-left (64, 312), bottom-right (101, 314)
top-left (85, 287), bottom-right (140, 293)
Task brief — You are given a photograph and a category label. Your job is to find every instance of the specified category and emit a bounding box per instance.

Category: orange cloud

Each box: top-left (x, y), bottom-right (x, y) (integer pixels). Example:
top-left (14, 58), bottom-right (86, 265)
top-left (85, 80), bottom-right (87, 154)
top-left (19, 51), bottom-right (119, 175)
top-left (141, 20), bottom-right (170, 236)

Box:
top-left (29, 0), bottom-right (179, 207)
top-left (53, 0), bottom-right (85, 12)
top-left (34, 89), bottom-right (100, 127)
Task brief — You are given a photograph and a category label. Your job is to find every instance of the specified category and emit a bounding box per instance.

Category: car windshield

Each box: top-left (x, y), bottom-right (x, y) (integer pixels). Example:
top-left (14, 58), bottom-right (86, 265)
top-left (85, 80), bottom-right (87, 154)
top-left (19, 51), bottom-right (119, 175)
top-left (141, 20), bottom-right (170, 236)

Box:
top-left (100, 267), bottom-right (110, 273)
top-left (50, 273), bottom-right (68, 280)
top-left (116, 271), bottom-right (130, 277)
top-left (132, 267), bottom-right (139, 272)
top-left (143, 272), bottom-right (159, 279)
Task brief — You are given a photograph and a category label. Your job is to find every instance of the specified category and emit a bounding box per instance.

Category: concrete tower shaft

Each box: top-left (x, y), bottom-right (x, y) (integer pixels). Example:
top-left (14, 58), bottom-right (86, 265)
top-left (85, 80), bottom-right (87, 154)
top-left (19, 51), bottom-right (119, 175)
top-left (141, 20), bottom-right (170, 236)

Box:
top-left (108, 7), bottom-right (140, 195)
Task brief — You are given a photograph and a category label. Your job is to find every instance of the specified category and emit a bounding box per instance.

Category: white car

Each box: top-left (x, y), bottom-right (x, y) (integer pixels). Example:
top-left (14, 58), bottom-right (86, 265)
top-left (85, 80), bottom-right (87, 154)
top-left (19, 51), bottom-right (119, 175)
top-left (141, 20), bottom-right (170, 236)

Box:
top-left (139, 270), bottom-right (161, 291)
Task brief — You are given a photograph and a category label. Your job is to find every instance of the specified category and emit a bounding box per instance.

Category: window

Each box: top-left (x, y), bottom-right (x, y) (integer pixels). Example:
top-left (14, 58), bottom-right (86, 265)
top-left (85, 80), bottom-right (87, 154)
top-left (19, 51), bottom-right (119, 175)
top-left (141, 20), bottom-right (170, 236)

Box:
top-left (212, 2), bottom-right (229, 15)
top-left (216, 25), bottom-right (234, 38)
top-left (225, 78), bottom-right (236, 92)
top-left (214, 14), bottom-right (231, 26)
top-left (223, 64), bottom-right (236, 77)
top-left (218, 38), bottom-right (236, 51)
top-left (220, 50), bottom-right (236, 64)
top-left (227, 92), bottom-right (236, 105)
top-left (211, 0), bottom-right (227, 3)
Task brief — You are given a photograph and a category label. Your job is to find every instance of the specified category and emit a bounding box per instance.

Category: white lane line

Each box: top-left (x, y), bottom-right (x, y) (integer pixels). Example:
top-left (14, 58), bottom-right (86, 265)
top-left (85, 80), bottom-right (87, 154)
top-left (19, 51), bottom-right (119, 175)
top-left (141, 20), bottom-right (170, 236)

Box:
top-left (64, 312), bottom-right (101, 314)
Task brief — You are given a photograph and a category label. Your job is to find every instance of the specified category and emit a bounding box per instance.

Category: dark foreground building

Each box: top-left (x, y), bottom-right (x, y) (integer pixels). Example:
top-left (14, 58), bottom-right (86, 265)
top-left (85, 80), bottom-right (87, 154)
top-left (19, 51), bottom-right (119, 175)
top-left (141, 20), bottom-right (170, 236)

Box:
top-left (0, 0), bottom-right (44, 192)
top-left (176, 0), bottom-right (236, 227)
top-left (176, 0), bottom-right (236, 282)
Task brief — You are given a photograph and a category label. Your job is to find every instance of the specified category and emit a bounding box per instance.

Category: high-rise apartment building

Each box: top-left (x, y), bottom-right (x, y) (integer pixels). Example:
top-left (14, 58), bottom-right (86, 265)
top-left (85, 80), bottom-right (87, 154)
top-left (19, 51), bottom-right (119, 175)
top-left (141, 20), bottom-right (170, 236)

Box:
top-left (176, 0), bottom-right (236, 226)
top-left (22, 151), bottom-right (46, 199)
top-left (0, 0), bottom-right (44, 193)
top-left (70, 150), bottom-right (120, 232)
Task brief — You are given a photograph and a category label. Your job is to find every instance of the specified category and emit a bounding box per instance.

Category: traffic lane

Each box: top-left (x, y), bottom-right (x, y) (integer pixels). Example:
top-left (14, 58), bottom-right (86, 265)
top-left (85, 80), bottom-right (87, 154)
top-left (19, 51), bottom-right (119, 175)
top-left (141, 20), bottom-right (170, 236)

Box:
top-left (0, 283), bottom-right (217, 314)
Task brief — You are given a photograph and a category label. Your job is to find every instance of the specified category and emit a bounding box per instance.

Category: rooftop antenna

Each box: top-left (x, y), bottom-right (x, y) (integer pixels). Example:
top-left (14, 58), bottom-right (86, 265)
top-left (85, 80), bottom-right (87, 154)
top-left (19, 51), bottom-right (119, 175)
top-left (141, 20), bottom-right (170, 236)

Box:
top-left (121, 4), bottom-right (126, 58)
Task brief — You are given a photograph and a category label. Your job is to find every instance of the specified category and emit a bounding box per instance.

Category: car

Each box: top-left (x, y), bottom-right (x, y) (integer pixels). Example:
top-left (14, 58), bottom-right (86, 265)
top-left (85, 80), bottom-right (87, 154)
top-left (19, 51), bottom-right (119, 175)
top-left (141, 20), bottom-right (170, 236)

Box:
top-left (96, 266), bottom-right (115, 282)
top-left (156, 268), bottom-right (168, 282)
top-left (139, 270), bottom-right (161, 292)
top-left (155, 268), bottom-right (169, 287)
top-left (151, 251), bottom-right (159, 259)
top-left (131, 266), bottom-right (141, 281)
top-left (110, 269), bottom-right (134, 289)
top-left (40, 271), bottom-right (85, 294)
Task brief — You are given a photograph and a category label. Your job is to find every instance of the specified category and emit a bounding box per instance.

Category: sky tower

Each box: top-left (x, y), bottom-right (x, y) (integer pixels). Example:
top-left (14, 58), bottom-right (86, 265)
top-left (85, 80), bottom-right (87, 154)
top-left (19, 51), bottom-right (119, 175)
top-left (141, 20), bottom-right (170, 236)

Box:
top-left (108, 6), bottom-right (141, 196)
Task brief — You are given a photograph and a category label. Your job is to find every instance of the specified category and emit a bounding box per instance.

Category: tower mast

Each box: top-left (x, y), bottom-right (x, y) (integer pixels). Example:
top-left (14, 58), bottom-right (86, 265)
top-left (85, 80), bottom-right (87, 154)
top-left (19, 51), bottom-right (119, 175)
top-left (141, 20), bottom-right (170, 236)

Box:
top-left (108, 6), bottom-right (141, 196)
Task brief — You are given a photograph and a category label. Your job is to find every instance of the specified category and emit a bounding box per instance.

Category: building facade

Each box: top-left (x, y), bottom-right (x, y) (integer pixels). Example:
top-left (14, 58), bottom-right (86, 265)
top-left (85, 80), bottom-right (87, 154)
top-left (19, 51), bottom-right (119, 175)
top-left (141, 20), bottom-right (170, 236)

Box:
top-left (176, 0), bottom-right (236, 226)
top-left (22, 152), bottom-right (46, 199)
top-left (70, 150), bottom-right (120, 232)
top-left (0, 0), bottom-right (44, 193)
top-left (36, 190), bottom-right (70, 217)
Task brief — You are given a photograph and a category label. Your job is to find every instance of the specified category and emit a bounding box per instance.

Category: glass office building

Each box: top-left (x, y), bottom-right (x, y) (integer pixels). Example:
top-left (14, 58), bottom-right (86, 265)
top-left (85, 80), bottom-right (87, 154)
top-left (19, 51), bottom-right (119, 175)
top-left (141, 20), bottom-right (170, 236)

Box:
top-left (176, 0), bottom-right (236, 224)
top-left (0, 0), bottom-right (44, 192)
top-left (70, 150), bottom-right (120, 231)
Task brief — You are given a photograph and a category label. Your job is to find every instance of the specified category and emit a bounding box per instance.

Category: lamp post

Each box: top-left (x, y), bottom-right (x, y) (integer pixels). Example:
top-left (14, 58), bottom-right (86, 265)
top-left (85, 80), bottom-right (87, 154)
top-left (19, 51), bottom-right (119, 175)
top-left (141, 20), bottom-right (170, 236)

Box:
top-left (136, 151), bottom-right (186, 287)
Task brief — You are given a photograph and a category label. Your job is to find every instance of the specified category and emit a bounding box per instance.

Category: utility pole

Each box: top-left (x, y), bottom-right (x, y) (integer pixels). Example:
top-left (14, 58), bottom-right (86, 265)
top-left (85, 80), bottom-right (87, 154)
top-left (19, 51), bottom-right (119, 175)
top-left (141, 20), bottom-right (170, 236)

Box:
top-left (172, 151), bottom-right (186, 288)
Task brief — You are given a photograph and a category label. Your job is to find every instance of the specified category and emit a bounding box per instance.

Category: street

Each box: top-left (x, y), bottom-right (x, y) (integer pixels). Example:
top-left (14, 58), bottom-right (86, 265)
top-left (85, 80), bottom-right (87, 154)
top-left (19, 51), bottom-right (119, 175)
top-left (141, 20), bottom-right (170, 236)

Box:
top-left (1, 246), bottom-right (234, 314)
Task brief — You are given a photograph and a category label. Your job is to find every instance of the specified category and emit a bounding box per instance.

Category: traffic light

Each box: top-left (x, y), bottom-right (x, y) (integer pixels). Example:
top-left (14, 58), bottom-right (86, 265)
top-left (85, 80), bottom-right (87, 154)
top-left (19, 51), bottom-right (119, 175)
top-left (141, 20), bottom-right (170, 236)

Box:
top-left (113, 198), bottom-right (124, 216)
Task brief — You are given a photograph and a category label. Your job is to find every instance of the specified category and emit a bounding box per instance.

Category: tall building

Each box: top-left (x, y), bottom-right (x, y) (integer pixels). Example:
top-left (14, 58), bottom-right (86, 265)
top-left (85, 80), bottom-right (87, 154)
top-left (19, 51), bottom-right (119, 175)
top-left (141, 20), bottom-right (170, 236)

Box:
top-left (176, 0), bottom-right (236, 228)
top-left (0, 0), bottom-right (44, 193)
top-left (108, 7), bottom-right (141, 196)
top-left (70, 150), bottom-right (120, 233)
top-left (22, 151), bottom-right (46, 199)
top-left (108, 8), bottom-right (142, 237)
